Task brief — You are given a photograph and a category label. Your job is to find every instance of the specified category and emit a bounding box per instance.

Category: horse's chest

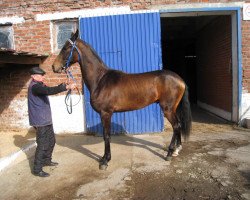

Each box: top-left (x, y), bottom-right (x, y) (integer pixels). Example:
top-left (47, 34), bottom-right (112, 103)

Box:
top-left (90, 92), bottom-right (114, 112)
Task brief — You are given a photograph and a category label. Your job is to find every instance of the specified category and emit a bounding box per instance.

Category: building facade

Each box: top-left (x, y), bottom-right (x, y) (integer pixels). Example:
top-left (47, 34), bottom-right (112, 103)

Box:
top-left (0, 0), bottom-right (250, 133)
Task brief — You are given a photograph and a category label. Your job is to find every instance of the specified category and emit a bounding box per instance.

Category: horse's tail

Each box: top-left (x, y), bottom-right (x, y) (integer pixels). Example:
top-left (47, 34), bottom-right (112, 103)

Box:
top-left (176, 85), bottom-right (192, 140)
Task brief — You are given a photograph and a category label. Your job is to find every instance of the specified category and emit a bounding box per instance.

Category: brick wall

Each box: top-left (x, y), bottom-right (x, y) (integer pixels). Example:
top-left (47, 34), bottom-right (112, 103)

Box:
top-left (0, 65), bottom-right (31, 130)
top-left (14, 21), bottom-right (51, 54)
top-left (0, 0), bottom-right (249, 92)
top-left (196, 16), bottom-right (232, 112)
top-left (242, 19), bottom-right (250, 93)
top-left (0, 1), bottom-right (250, 130)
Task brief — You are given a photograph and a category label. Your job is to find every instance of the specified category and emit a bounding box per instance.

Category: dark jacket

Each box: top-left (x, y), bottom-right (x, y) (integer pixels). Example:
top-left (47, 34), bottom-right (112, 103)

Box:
top-left (28, 79), bottom-right (67, 127)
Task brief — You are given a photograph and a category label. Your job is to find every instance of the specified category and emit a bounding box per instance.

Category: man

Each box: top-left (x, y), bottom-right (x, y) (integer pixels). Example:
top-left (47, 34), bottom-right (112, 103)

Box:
top-left (28, 66), bottom-right (75, 177)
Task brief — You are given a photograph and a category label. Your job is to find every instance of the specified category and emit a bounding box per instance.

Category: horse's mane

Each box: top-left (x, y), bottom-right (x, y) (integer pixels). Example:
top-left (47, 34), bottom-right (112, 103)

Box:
top-left (81, 40), bottom-right (108, 68)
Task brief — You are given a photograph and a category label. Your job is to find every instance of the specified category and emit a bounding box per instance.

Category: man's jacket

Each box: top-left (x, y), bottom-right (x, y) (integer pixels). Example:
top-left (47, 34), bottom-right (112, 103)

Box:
top-left (28, 79), bottom-right (67, 127)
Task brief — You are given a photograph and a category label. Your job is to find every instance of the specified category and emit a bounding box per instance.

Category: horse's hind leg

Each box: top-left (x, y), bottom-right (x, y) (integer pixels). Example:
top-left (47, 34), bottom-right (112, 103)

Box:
top-left (173, 129), bottom-right (182, 157)
top-left (163, 109), bottom-right (181, 161)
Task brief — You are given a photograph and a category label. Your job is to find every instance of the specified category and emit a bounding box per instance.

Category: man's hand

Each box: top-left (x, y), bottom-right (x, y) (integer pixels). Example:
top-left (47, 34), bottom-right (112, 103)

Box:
top-left (66, 83), bottom-right (77, 90)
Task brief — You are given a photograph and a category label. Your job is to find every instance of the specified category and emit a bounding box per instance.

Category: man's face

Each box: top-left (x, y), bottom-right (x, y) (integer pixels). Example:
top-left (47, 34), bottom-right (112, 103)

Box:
top-left (31, 74), bottom-right (45, 82)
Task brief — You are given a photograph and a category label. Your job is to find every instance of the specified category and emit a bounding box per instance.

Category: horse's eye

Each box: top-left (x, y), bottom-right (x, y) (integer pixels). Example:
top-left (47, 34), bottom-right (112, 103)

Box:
top-left (61, 47), bottom-right (66, 52)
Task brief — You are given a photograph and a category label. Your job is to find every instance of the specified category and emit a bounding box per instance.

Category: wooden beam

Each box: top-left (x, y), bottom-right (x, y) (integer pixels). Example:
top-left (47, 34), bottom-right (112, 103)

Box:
top-left (0, 54), bottom-right (47, 64)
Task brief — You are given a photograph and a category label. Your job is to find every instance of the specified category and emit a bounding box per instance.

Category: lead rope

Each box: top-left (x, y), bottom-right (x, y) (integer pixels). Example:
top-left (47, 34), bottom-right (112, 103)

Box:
top-left (64, 39), bottom-right (82, 114)
top-left (64, 69), bottom-right (81, 114)
top-left (65, 89), bottom-right (73, 114)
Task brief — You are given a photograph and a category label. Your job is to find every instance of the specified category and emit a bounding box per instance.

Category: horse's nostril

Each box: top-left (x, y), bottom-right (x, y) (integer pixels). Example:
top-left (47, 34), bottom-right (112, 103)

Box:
top-left (52, 65), bottom-right (57, 73)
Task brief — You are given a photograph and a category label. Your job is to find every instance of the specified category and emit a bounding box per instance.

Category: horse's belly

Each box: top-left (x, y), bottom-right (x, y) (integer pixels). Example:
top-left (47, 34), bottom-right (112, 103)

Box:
top-left (92, 81), bottom-right (159, 112)
top-left (114, 94), bottom-right (157, 112)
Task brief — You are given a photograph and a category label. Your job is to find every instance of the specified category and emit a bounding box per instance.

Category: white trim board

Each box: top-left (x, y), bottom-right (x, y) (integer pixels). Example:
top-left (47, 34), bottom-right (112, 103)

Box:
top-left (150, 2), bottom-right (244, 10)
top-left (36, 6), bottom-right (131, 21)
top-left (197, 101), bottom-right (231, 121)
top-left (0, 16), bottom-right (25, 24)
top-left (36, 6), bottom-right (160, 21)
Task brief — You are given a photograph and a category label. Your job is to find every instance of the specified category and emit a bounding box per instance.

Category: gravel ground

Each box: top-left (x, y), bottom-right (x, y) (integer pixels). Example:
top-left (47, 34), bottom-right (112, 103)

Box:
top-left (0, 108), bottom-right (250, 200)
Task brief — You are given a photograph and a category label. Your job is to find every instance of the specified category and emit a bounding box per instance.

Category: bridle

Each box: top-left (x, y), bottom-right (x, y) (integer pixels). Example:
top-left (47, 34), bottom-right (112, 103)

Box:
top-left (62, 39), bottom-right (81, 72)
top-left (63, 39), bottom-right (82, 114)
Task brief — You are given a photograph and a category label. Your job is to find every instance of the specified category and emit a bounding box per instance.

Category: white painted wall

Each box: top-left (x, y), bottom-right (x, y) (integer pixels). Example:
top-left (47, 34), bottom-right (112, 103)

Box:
top-left (241, 92), bottom-right (250, 120)
top-left (49, 95), bottom-right (86, 134)
top-left (5, 95), bottom-right (86, 134)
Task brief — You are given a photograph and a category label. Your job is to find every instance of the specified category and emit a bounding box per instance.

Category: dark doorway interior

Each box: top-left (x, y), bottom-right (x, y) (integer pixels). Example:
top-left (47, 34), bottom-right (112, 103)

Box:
top-left (161, 16), bottom-right (200, 104)
top-left (161, 15), bottom-right (232, 113)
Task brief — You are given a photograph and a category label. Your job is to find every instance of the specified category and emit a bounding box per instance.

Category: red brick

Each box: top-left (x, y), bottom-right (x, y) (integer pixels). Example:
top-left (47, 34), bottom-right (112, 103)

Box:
top-left (196, 16), bottom-right (232, 112)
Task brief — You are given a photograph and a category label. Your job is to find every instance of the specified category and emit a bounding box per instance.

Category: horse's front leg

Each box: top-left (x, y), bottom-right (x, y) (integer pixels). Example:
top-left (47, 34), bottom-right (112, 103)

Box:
top-left (99, 111), bottom-right (112, 170)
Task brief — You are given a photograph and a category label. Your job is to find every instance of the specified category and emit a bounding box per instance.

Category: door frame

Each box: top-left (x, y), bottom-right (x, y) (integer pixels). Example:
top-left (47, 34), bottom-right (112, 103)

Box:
top-left (160, 7), bottom-right (242, 122)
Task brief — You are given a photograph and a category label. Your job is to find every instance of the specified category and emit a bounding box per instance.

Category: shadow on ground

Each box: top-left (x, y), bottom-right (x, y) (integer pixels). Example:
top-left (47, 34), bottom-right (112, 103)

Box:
top-left (13, 127), bottom-right (36, 172)
top-left (56, 128), bottom-right (166, 165)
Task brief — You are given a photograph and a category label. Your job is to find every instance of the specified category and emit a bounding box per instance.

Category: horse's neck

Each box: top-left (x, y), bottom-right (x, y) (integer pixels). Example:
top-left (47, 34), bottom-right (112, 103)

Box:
top-left (79, 44), bottom-right (108, 93)
top-left (82, 64), bottom-right (107, 93)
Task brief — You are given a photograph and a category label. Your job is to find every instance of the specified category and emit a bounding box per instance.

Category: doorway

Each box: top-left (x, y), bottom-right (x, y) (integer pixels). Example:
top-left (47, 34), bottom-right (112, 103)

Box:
top-left (160, 10), bottom-right (240, 122)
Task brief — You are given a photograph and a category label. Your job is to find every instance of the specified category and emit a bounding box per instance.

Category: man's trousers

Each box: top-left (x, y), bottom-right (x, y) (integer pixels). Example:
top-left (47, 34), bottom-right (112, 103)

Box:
top-left (33, 124), bottom-right (55, 173)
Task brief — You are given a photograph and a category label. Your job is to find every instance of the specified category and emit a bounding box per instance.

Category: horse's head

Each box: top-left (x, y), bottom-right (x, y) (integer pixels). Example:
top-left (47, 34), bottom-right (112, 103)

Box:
top-left (52, 29), bottom-right (80, 73)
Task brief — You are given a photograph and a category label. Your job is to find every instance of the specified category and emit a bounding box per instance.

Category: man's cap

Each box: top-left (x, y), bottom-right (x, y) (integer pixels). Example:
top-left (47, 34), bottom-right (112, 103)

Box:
top-left (30, 67), bottom-right (46, 75)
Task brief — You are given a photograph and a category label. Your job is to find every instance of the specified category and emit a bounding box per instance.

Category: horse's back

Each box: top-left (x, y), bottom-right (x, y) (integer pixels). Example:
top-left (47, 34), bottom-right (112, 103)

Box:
top-left (101, 69), bottom-right (184, 83)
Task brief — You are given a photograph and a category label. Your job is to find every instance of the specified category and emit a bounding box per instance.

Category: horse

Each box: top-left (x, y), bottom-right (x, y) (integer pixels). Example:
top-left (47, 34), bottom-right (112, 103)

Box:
top-left (52, 30), bottom-right (192, 170)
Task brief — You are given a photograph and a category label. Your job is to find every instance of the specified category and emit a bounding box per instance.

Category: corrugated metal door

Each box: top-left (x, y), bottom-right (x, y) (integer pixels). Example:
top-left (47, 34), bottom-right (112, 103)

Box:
top-left (80, 12), bottom-right (163, 134)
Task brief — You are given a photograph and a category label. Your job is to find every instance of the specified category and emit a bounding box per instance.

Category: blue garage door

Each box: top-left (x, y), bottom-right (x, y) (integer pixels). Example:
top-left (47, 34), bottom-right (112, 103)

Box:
top-left (80, 12), bottom-right (163, 134)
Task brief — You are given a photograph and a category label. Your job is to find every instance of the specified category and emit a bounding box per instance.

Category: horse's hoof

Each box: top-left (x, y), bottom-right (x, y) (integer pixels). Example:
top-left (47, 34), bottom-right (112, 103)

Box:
top-left (172, 151), bottom-right (179, 157)
top-left (99, 164), bottom-right (108, 170)
top-left (166, 156), bottom-right (172, 161)
top-left (173, 145), bottom-right (182, 157)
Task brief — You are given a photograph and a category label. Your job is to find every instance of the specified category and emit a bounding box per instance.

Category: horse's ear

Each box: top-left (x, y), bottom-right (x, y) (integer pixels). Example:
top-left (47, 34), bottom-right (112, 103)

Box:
top-left (70, 29), bottom-right (79, 42)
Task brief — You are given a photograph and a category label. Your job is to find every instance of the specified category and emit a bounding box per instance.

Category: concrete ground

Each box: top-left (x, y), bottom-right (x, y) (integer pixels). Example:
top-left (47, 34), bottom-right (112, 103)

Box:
top-left (0, 108), bottom-right (250, 200)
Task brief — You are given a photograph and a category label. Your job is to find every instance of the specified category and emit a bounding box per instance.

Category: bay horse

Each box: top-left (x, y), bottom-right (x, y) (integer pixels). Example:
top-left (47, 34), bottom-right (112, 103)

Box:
top-left (52, 30), bottom-right (192, 170)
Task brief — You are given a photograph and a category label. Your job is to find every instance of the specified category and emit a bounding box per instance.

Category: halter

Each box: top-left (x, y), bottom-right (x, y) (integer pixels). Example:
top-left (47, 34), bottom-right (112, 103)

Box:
top-left (64, 39), bottom-right (81, 69)
top-left (63, 39), bottom-right (82, 114)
